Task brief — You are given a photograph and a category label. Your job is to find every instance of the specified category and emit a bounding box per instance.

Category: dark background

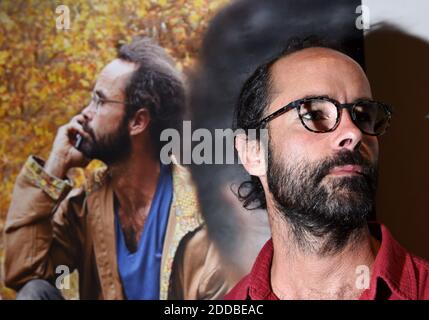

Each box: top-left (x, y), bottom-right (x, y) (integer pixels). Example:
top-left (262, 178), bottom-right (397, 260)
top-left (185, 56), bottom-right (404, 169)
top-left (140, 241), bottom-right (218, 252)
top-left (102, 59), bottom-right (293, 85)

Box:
top-left (366, 24), bottom-right (429, 261)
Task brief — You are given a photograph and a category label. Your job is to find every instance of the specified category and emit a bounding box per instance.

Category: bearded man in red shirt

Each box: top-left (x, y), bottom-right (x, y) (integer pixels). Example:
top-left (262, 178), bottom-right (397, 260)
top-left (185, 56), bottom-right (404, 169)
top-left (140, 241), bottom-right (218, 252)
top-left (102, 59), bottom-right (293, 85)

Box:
top-left (226, 38), bottom-right (429, 300)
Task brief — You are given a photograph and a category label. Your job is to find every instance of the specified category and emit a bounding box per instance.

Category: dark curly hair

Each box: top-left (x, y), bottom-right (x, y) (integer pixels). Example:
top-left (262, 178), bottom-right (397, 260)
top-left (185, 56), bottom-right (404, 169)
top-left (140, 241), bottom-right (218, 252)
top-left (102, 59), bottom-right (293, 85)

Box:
top-left (233, 36), bottom-right (343, 210)
top-left (118, 37), bottom-right (185, 154)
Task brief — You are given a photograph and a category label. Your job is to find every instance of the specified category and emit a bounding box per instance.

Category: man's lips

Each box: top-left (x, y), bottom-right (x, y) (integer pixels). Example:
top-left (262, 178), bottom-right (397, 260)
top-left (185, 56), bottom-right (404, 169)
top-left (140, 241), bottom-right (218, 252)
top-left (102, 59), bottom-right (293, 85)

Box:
top-left (328, 165), bottom-right (364, 176)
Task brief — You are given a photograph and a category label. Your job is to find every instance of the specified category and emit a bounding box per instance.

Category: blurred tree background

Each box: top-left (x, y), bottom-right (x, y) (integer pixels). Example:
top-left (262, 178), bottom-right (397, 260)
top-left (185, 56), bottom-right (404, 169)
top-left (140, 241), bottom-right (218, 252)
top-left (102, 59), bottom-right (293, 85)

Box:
top-left (0, 0), bottom-right (228, 299)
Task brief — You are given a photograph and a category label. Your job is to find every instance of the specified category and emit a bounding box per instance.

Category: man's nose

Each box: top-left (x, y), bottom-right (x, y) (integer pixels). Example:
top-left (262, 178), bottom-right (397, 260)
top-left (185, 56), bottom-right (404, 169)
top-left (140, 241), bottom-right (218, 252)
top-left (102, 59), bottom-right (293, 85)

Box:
top-left (81, 102), bottom-right (95, 121)
top-left (332, 109), bottom-right (363, 152)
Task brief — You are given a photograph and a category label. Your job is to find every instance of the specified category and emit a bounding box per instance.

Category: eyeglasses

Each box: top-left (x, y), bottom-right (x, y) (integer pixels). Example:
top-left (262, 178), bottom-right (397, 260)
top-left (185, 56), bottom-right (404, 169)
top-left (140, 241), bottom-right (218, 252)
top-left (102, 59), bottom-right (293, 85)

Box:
top-left (88, 93), bottom-right (126, 112)
top-left (258, 96), bottom-right (393, 136)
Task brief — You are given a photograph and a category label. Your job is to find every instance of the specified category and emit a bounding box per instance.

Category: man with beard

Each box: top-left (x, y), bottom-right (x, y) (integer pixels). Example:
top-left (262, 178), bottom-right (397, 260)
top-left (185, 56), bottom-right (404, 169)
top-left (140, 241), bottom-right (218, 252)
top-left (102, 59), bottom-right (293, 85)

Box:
top-left (225, 38), bottom-right (429, 300)
top-left (4, 37), bottom-right (229, 300)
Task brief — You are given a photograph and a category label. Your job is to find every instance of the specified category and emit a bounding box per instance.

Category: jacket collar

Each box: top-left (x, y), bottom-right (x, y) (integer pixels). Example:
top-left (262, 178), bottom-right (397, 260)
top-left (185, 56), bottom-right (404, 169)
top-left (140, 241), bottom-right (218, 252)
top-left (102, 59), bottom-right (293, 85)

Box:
top-left (159, 163), bottom-right (204, 299)
top-left (86, 171), bottom-right (124, 299)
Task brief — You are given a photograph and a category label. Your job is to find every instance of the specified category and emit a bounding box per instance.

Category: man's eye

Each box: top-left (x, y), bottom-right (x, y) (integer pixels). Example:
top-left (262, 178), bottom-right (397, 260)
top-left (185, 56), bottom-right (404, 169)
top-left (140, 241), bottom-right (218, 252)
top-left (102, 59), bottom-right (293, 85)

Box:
top-left (355, 111), bottom-right (371, 122)
top-left (301, 110), bottom-right (327, 121)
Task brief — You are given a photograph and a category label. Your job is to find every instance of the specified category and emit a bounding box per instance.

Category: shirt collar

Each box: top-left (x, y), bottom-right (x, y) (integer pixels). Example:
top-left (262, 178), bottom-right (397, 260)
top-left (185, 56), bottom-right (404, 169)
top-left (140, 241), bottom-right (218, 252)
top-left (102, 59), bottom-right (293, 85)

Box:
top-left (362, 223), bottom-right (417, 300)
top-left (248, 238), bottom-right (278, 300)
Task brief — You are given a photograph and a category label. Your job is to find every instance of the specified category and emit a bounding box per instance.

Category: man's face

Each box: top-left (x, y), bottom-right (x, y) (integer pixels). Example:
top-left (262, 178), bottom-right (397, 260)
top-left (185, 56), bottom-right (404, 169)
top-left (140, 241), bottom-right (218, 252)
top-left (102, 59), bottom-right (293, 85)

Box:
top-left (261, 48), bottom-right (379, 253)
top-left (80, 59), bottom-right (137, 165)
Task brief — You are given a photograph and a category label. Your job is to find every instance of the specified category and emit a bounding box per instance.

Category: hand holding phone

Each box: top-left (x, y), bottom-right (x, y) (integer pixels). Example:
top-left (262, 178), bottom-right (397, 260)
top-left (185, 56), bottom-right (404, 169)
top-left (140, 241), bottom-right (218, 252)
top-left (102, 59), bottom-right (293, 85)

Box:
top-left (45, 117), bottom-right (89, 177)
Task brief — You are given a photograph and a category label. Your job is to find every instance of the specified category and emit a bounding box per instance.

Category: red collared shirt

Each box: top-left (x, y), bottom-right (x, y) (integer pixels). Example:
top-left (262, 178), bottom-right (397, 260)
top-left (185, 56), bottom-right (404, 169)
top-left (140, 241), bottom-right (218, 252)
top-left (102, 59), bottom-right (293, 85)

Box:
top-left (224, 223), bottom-right (429, 300)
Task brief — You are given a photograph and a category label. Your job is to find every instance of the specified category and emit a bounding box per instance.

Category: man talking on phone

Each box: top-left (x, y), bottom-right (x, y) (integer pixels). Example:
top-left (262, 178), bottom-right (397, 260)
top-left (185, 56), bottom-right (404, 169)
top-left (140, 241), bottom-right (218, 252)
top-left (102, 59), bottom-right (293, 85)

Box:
top-left (4, 37), bottom-right (229, 300)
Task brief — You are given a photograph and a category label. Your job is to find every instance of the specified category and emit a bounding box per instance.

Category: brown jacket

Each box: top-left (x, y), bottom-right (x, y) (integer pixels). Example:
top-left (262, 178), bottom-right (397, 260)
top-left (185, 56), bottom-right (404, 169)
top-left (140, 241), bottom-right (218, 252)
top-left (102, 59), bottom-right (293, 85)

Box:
top-left (4, 156), bottom-right (229, 299)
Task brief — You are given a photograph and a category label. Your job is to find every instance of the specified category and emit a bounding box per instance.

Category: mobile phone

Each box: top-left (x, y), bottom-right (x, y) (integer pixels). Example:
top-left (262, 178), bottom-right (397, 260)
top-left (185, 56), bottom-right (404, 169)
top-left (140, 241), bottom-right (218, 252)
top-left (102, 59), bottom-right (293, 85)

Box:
top-left (75, 133), bottom-right (83, 150)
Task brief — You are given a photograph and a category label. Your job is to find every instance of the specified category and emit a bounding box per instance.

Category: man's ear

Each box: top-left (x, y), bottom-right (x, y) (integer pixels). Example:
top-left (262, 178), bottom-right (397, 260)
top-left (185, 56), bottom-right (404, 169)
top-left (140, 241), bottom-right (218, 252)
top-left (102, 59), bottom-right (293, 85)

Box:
top-left (129, 108), bottom-right (151, 136)
top-left (235, 133), bottom-right (267, 177)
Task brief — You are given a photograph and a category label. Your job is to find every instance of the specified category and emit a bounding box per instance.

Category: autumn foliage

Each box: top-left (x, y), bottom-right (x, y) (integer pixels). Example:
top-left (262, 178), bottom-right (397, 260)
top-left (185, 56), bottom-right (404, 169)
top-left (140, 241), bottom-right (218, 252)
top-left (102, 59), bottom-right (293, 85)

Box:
top-left (0, 0), bottom-right (228, 299)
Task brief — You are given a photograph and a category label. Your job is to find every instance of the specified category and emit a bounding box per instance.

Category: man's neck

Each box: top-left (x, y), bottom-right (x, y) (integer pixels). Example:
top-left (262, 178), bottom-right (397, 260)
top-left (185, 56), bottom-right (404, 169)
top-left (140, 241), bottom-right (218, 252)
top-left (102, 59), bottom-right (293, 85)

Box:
top-left (269, 213), bottom-right (379, 300)
top-left (110, 152), bottom-right (160, 213)
top-left (109, 151), bottom-right (160, 252)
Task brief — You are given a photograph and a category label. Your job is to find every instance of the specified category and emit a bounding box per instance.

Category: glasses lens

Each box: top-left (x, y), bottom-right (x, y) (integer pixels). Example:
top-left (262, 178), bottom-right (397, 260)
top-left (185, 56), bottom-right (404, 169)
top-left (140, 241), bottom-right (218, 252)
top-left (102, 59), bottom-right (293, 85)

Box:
top-left (298, 99), bottom-right (338, 132)
top-left (353, 101), bottom-right (390, 135)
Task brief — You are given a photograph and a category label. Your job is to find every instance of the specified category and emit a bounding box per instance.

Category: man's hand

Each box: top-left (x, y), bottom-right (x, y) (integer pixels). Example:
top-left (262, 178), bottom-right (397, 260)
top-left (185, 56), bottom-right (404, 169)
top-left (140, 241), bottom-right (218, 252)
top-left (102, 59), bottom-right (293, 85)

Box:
top-left (44, 114), bottom-right (91, 178)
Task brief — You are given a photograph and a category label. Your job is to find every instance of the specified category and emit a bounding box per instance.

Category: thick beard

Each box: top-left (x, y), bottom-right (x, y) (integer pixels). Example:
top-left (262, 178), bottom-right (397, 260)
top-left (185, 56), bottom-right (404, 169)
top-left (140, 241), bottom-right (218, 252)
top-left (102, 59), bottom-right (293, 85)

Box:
top-left (79, 116), bottom-right (131, 166)
top-left (267, 141), bottom-right (378, 256)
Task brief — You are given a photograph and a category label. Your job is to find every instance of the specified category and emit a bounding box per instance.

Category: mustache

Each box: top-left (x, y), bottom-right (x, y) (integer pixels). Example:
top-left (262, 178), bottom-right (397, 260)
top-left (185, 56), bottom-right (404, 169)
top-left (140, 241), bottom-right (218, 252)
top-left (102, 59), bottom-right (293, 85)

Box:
top-left (314, 150), bottom-right (377, 184)
top-left (81, 121), bottom-right (96, 141)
